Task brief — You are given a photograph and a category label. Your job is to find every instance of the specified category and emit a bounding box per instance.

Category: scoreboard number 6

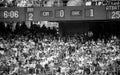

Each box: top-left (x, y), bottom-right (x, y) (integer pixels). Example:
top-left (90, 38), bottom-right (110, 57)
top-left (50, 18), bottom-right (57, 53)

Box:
top-left (4, 11), bottom-right (8, 18)
top-left (112, 11), bottom-right (120, 19)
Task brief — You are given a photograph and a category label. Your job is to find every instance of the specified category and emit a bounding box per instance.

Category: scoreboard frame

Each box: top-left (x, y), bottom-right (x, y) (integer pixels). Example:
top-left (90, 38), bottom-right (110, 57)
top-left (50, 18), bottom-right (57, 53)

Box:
top-left (0, 6), bottom-right (120, 22)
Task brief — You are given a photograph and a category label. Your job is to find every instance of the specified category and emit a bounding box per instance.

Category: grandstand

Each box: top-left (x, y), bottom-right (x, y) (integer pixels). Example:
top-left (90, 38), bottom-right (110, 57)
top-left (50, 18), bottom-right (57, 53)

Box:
top-left (0, 0), bottom-right (120, 75)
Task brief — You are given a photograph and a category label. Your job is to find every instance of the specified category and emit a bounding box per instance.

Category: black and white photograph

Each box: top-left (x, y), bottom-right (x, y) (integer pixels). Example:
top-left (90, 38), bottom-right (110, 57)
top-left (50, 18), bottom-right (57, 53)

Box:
top-left (0, 0), bottom-right (120, 75)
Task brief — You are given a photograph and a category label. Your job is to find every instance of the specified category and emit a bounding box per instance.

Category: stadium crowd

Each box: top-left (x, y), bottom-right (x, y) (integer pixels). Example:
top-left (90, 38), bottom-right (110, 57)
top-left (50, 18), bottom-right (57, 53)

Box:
top-left (0, 0), bottom-right (105, 7)
top-left (0, 23), bottom-right (120, 75)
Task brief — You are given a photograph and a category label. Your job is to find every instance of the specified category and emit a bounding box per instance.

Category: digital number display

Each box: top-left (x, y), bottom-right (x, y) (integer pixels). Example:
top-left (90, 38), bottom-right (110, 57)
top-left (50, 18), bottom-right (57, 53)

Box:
top-left (55, 9), bottom-right (65, 18)
top-left (28, 13), bottom-right (34, 21)
top-left (107, 11), bottom-right (120, 19)
top-left (4, 11), bottom-right (19, 18)
top-left (1, 6), bottom-right (120, 21)
top-left (0, 11), bottom-right (19, 19)
top-left (106, 0), bottom-right (120, 19)
top-left (26, 8), bottom-right (34, 21)
top-left (111, 11), bottom-right (120, 19)
top-left (85, 9), bottom-right (94, 17)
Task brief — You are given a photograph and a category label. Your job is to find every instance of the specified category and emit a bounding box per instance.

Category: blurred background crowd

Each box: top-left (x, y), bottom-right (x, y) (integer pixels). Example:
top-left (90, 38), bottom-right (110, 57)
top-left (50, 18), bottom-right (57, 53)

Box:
top-left (0, 22), bottom-right (120, 75)
top-left (0, 0), bottom-right (111, 7)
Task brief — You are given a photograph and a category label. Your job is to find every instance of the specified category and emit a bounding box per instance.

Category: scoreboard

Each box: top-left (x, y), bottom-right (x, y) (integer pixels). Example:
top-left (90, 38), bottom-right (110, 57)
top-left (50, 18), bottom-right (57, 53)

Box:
top-left (106, 6), bottom-right (120, 19)
top-left (0, 7), bottom-right (26, 22)
top-left (105, 0), bottom-right (120, 20)
top-left (0, 6), bottom-right (120, 22)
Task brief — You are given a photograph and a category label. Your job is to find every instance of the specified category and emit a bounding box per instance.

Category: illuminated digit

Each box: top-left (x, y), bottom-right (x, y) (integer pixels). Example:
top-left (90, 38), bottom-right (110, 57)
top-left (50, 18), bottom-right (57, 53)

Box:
top-left (116, 11), bottom-right (120, 19)
top-left (10, 11), bottom-right (14, 18)
top-left (60, 10), bottom-right (64, 17)
top-left (90, 9), bottom-right (94, 17)
top-left (112, 11), bottom-right (116, 19)
top-left (4, 11), bottom-right (8, 18)
top-left (28, 13), bottom-right (33, 21)
top-left (14, 11), bottom-right (19, 18)
top-left (112, 11), bottom-right (120, 19)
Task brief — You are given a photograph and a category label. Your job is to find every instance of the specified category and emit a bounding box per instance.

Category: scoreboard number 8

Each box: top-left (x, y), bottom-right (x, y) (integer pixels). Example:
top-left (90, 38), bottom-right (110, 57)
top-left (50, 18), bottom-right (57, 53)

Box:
top-left (112, 11), bottom-right (120, 19)
top-left (14, 11), bottom-right (19, 18)
top-left (10, 11), bottom-right (14, 18)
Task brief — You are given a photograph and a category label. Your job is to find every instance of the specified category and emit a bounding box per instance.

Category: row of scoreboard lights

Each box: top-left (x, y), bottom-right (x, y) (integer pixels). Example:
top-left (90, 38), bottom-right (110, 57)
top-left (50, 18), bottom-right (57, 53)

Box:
top-left (0, 7), bottom-right (120, 21)
top-left (2, 9), bottom-right (120, 20)
top-left (26, 8), bottom-right (94, 21)
top-left (0, 8), bottom-right (94, 20)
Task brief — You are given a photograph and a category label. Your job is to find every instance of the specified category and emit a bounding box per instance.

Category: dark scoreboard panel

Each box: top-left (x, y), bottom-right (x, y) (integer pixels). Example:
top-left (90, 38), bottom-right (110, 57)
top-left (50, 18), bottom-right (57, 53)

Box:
top-left (0, 6), bottom-right (120, 22)
top-left (106, 5), bottom-right (120, 20)
top-left (0, 7), bottom-right (26, 22)
top-left (33, 6), bottom-right (107, 21)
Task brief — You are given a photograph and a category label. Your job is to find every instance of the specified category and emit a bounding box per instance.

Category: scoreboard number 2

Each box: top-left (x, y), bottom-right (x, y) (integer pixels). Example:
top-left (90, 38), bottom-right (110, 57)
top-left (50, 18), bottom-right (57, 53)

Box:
top-left (28, 13), bottom-right (33, 21)
top-left (112, 11), bottom-right (120, 19)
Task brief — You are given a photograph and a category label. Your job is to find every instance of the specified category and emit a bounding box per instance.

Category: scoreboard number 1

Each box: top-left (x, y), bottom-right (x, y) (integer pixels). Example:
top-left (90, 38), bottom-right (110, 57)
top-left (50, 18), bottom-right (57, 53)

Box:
top-left (85, 9), bottom-right (94, 17)
top-left (112, 11), bottom-right (120, 19)
top-left (90, 9), bottom-right (94, 17)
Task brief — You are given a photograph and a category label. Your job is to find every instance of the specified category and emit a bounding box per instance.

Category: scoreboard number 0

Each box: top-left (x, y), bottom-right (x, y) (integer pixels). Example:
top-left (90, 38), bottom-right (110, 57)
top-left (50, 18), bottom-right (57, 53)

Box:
top-left (4, 11), bottom-right (19, 18)
top-left (112, 11), bottom-right (120, 19)
top-left (56, 9), bottom-right (65, 18)
top-left (60, 10), bottom-right (64, 17)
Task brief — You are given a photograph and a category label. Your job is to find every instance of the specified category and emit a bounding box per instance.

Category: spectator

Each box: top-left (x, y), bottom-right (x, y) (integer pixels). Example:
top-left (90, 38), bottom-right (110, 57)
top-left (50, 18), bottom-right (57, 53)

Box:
top-left (0, 22), bottom-right (120, 75)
